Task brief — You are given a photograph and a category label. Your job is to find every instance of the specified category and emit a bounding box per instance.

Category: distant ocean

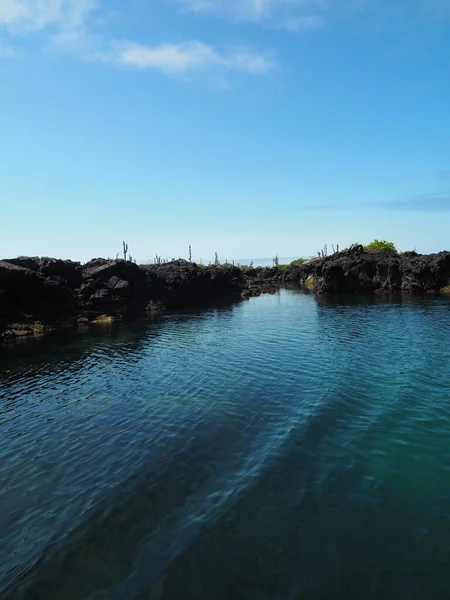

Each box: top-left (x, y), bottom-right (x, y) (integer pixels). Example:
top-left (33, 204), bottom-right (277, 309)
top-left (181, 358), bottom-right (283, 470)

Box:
top-left (235, 257), bottom-right (299, 267)
top-left (140, 257), bottom-right (301, 267)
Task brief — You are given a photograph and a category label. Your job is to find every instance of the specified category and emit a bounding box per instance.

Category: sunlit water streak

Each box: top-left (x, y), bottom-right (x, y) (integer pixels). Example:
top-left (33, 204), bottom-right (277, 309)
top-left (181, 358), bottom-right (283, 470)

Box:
top-left (1, 290), bottom-right (450, 599)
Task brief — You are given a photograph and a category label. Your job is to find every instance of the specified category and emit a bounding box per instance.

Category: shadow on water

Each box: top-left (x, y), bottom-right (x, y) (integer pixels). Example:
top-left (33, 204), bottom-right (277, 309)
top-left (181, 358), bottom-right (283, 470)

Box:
top-left (0, 300), bottom-right (240, 380)
top-left (2, 388), bottom-right (415, 600)
top-left (2, 291), bottom-right (450, 599)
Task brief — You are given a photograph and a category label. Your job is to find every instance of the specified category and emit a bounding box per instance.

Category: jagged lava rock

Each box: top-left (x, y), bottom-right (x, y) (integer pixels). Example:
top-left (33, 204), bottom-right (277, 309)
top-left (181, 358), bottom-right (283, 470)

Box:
top-left (285, 246), bottom-right (450, 294)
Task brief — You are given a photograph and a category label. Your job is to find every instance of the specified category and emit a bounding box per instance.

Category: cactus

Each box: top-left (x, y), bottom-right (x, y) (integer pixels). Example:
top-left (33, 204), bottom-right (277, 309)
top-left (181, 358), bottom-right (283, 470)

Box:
top-left (123, 241), bottom-right (128, 261)
top-left (318, 245), bottom-right (328, 258)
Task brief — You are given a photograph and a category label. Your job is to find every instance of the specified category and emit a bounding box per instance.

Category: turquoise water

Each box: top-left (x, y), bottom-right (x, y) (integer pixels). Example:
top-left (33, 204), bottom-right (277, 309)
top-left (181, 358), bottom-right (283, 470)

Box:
top-left (1, 290), bottom-right (450, 599)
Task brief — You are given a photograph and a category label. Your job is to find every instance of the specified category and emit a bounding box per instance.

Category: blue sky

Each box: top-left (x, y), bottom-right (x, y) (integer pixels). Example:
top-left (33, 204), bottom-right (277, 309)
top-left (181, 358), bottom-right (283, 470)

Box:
top-left (1, 0), bottom-right (449, 262)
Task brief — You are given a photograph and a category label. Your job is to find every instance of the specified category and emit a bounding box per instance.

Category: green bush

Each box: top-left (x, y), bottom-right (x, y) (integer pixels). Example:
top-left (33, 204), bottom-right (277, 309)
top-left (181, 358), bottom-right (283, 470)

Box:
top-left (363, 240), bottom-right (397, 254)
top-left (289, 258), bottom-right (306, 267)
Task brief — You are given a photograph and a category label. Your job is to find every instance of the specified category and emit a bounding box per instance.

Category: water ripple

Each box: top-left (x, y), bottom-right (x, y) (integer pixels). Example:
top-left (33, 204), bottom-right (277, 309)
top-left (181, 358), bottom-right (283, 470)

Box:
top-left (1, 292), bottom-right (450, 599)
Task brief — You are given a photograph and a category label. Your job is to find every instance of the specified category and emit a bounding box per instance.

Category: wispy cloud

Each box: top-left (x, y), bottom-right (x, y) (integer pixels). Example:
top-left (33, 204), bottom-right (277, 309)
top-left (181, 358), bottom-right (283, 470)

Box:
top-left (303, 192), bottom-right (450, 212)
top-left (173, 0), bottom-right (327, 28)
top-left (0, 0), bottom-right (97, 33)
top-left (105, 40), bottom-right (275, 74)
top-left (175, 0), bottom-right (318, 19)
top-left (0, 0), bottom-right (99, 62)
top-left (174, 0), bottom-right (450, 29)
top-left (390, 193), bottom-right (450, 211)
top-left (0, 1), bottom-right (274, 80)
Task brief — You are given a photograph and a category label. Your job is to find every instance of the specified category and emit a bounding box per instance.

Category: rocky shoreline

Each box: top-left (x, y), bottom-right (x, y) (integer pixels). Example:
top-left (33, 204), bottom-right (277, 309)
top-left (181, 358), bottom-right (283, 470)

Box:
top-left (245, 245), bottom-right (450, 295)
top-left (0, 257), bottom-right (244, 342)
top-left (2, 247), bottom-right (450, 342)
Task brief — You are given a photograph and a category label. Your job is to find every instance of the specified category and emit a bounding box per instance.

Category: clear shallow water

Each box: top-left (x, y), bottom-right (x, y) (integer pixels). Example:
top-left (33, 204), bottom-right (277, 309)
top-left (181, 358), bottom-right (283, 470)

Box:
top-left (1, 290), bottom-right (450, 599)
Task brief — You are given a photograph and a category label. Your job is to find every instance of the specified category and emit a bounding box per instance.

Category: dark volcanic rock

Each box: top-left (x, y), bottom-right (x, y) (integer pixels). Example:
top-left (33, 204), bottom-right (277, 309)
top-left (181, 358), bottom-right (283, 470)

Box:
top-left (0, 260), bottom-right (76, 332)
top-left (3, 256), bottom-right (41, 271)
top-left (39, 258), bottom-right (82, 289)
top-left (284, 247), bottom-right (450, 294)
top-left (0, 257), bottom-right (245, 341)
top-left (108, 276), bottom-right (130, 292)
top-left (5, 247), bottom-right (448, 342)
top-left (237, 265), bottom-right (285, 298)
top-left (3, 257), bottom-right (82, 289)
top-left (83, 259), bottom-right (139, 282)
top-left (139, 261), bottom-right (243, 309)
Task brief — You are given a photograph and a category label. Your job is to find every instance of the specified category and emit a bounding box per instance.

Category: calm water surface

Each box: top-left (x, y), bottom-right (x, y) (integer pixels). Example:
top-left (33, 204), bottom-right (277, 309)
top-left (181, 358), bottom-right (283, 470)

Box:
top-left (1, 290), bottom-right (450, 599)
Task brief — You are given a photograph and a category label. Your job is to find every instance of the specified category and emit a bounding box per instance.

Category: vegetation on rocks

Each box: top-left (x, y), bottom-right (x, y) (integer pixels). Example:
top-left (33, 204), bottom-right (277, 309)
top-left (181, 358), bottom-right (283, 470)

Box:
top-left (284, 245), bottom-right (450, 294)
top-left (362, 240), bottom-right (398, 254)
top-left (2, 241), bottom-right (450, 343)
top-left (289, 258), bottom-right (307, 267)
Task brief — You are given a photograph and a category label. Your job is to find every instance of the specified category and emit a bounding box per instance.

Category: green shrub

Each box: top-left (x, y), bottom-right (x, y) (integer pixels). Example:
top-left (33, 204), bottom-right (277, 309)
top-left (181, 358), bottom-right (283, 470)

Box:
top-left (289, 258), bottom-right (306, 267)
top-left (278, 264), bottom-right (289, 271)
top-left (363, 240), bottom-right (397, 254)
top-left (239, 263), bottom-right (255, 271)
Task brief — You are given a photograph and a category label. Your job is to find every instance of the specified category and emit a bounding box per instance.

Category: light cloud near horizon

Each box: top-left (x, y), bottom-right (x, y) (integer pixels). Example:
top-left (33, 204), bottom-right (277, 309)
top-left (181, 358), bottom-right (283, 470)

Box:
top-left (303, 192), bottom-right (450, 212)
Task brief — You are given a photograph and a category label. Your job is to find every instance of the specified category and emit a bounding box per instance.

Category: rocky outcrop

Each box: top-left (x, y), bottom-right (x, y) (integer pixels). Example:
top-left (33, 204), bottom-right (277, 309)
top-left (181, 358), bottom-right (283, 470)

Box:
top-left (0, 258), bottom-right (244, 341)
top-left (284, 246), bottom-right (450, 294)
top-left (239, 266), bottom-right (286, 297)
top-left (3, 248), bottom-right (449, 341)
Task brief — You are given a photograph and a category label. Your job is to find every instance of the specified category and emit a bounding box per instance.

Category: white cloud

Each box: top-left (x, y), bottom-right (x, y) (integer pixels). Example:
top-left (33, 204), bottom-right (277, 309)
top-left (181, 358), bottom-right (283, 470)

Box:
top-left (106, 40), bottom-right (275, 74)
top-left (0, 0), bottom-right (97, 33)
top-left (0, 1), bottom-right (276, 80)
